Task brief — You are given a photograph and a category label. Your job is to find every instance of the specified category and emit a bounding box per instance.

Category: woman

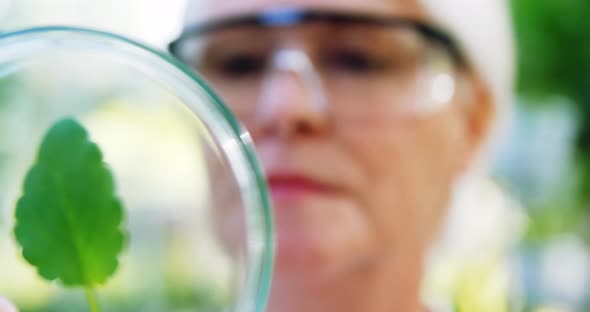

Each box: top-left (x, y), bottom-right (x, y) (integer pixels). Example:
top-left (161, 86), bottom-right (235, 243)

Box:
top-left (169, 0), bottom-right (514, 311)
top-left (1, 0), bottom-right (513, 311)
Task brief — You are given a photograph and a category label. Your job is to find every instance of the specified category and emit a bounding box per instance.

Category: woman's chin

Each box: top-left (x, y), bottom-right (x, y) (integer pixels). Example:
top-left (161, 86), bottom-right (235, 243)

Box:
top-left (271, 202), bottom-right (375, 283)
top-left (273, 229), bottom-right (343, 283)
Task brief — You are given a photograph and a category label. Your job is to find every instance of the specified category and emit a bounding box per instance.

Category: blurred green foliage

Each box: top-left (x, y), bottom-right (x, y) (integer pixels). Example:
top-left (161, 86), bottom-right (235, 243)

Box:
top-left (512, 0), bottom-right (590, 106)
top-left (15, 286), bottom-right (223, 312)
top-left (511, 0), bottom-right (590, 242)
top-left (510, 1), bottom-right (590, 309)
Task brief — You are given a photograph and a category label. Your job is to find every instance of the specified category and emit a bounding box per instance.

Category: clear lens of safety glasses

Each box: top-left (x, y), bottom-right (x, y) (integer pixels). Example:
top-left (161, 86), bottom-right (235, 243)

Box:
top-left (171, 15), bottom-right (463, 121)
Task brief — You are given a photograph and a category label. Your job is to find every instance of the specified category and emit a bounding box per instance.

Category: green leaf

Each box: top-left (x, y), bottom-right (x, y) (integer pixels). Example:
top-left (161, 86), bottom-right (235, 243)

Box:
top-left (13, 117), bottom-right (126, 288)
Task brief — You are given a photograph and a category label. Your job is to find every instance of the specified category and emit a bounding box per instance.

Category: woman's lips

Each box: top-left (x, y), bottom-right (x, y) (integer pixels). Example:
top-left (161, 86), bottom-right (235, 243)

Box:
top-left (267, 175), bottom-right (335, 202)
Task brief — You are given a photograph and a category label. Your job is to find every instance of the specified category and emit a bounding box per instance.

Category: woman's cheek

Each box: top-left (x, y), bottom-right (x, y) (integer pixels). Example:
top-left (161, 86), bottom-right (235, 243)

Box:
top-left (344, 123), bottom-right (449, 249)
top-left (272, 195), bottom-right (379, 280)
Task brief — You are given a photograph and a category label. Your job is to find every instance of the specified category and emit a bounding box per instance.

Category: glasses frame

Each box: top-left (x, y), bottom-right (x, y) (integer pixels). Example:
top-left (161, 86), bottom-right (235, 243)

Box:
top-left (169, 7), bottom-right (466, 68)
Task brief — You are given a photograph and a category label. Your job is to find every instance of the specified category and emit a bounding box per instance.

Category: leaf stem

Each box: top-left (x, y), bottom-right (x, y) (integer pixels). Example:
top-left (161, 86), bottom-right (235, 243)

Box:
top-left (85, 287), bottom-right (101, 312)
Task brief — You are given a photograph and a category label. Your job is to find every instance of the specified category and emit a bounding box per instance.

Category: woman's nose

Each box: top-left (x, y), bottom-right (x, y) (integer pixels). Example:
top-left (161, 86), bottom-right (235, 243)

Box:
top-left (253, 49), bottom-right (329, 139)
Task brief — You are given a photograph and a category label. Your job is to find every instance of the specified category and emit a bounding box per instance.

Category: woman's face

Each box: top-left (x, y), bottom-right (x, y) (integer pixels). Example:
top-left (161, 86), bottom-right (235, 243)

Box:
top-left (201, 0), bottom-right (491, 284)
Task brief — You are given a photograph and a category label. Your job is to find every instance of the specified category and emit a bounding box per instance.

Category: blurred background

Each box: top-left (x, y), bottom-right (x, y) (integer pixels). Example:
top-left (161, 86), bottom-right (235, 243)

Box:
top-left (1, 0), bottom-right (589, 311)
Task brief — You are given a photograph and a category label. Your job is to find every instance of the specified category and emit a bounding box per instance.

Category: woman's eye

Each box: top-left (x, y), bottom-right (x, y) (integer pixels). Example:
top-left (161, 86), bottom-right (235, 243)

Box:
top-left (325, 50), bottom-right (387, 74)
top-left (216, 54), bottom-right (265, 79)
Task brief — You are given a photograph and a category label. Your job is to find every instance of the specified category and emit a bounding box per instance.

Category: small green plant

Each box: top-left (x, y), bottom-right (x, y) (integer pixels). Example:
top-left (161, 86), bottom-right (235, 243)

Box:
top-left (13, 117), bottom-right (127, 312)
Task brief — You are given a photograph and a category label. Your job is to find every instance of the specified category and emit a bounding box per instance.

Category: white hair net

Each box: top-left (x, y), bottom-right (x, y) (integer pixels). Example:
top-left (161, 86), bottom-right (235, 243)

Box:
top-left (421, 0), bottom-right (515, 162)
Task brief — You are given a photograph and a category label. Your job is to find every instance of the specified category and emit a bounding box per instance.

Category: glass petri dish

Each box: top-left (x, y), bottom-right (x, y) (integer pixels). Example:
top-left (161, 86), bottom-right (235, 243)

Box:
top-left (0, 27), bottom-right (273, 312)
